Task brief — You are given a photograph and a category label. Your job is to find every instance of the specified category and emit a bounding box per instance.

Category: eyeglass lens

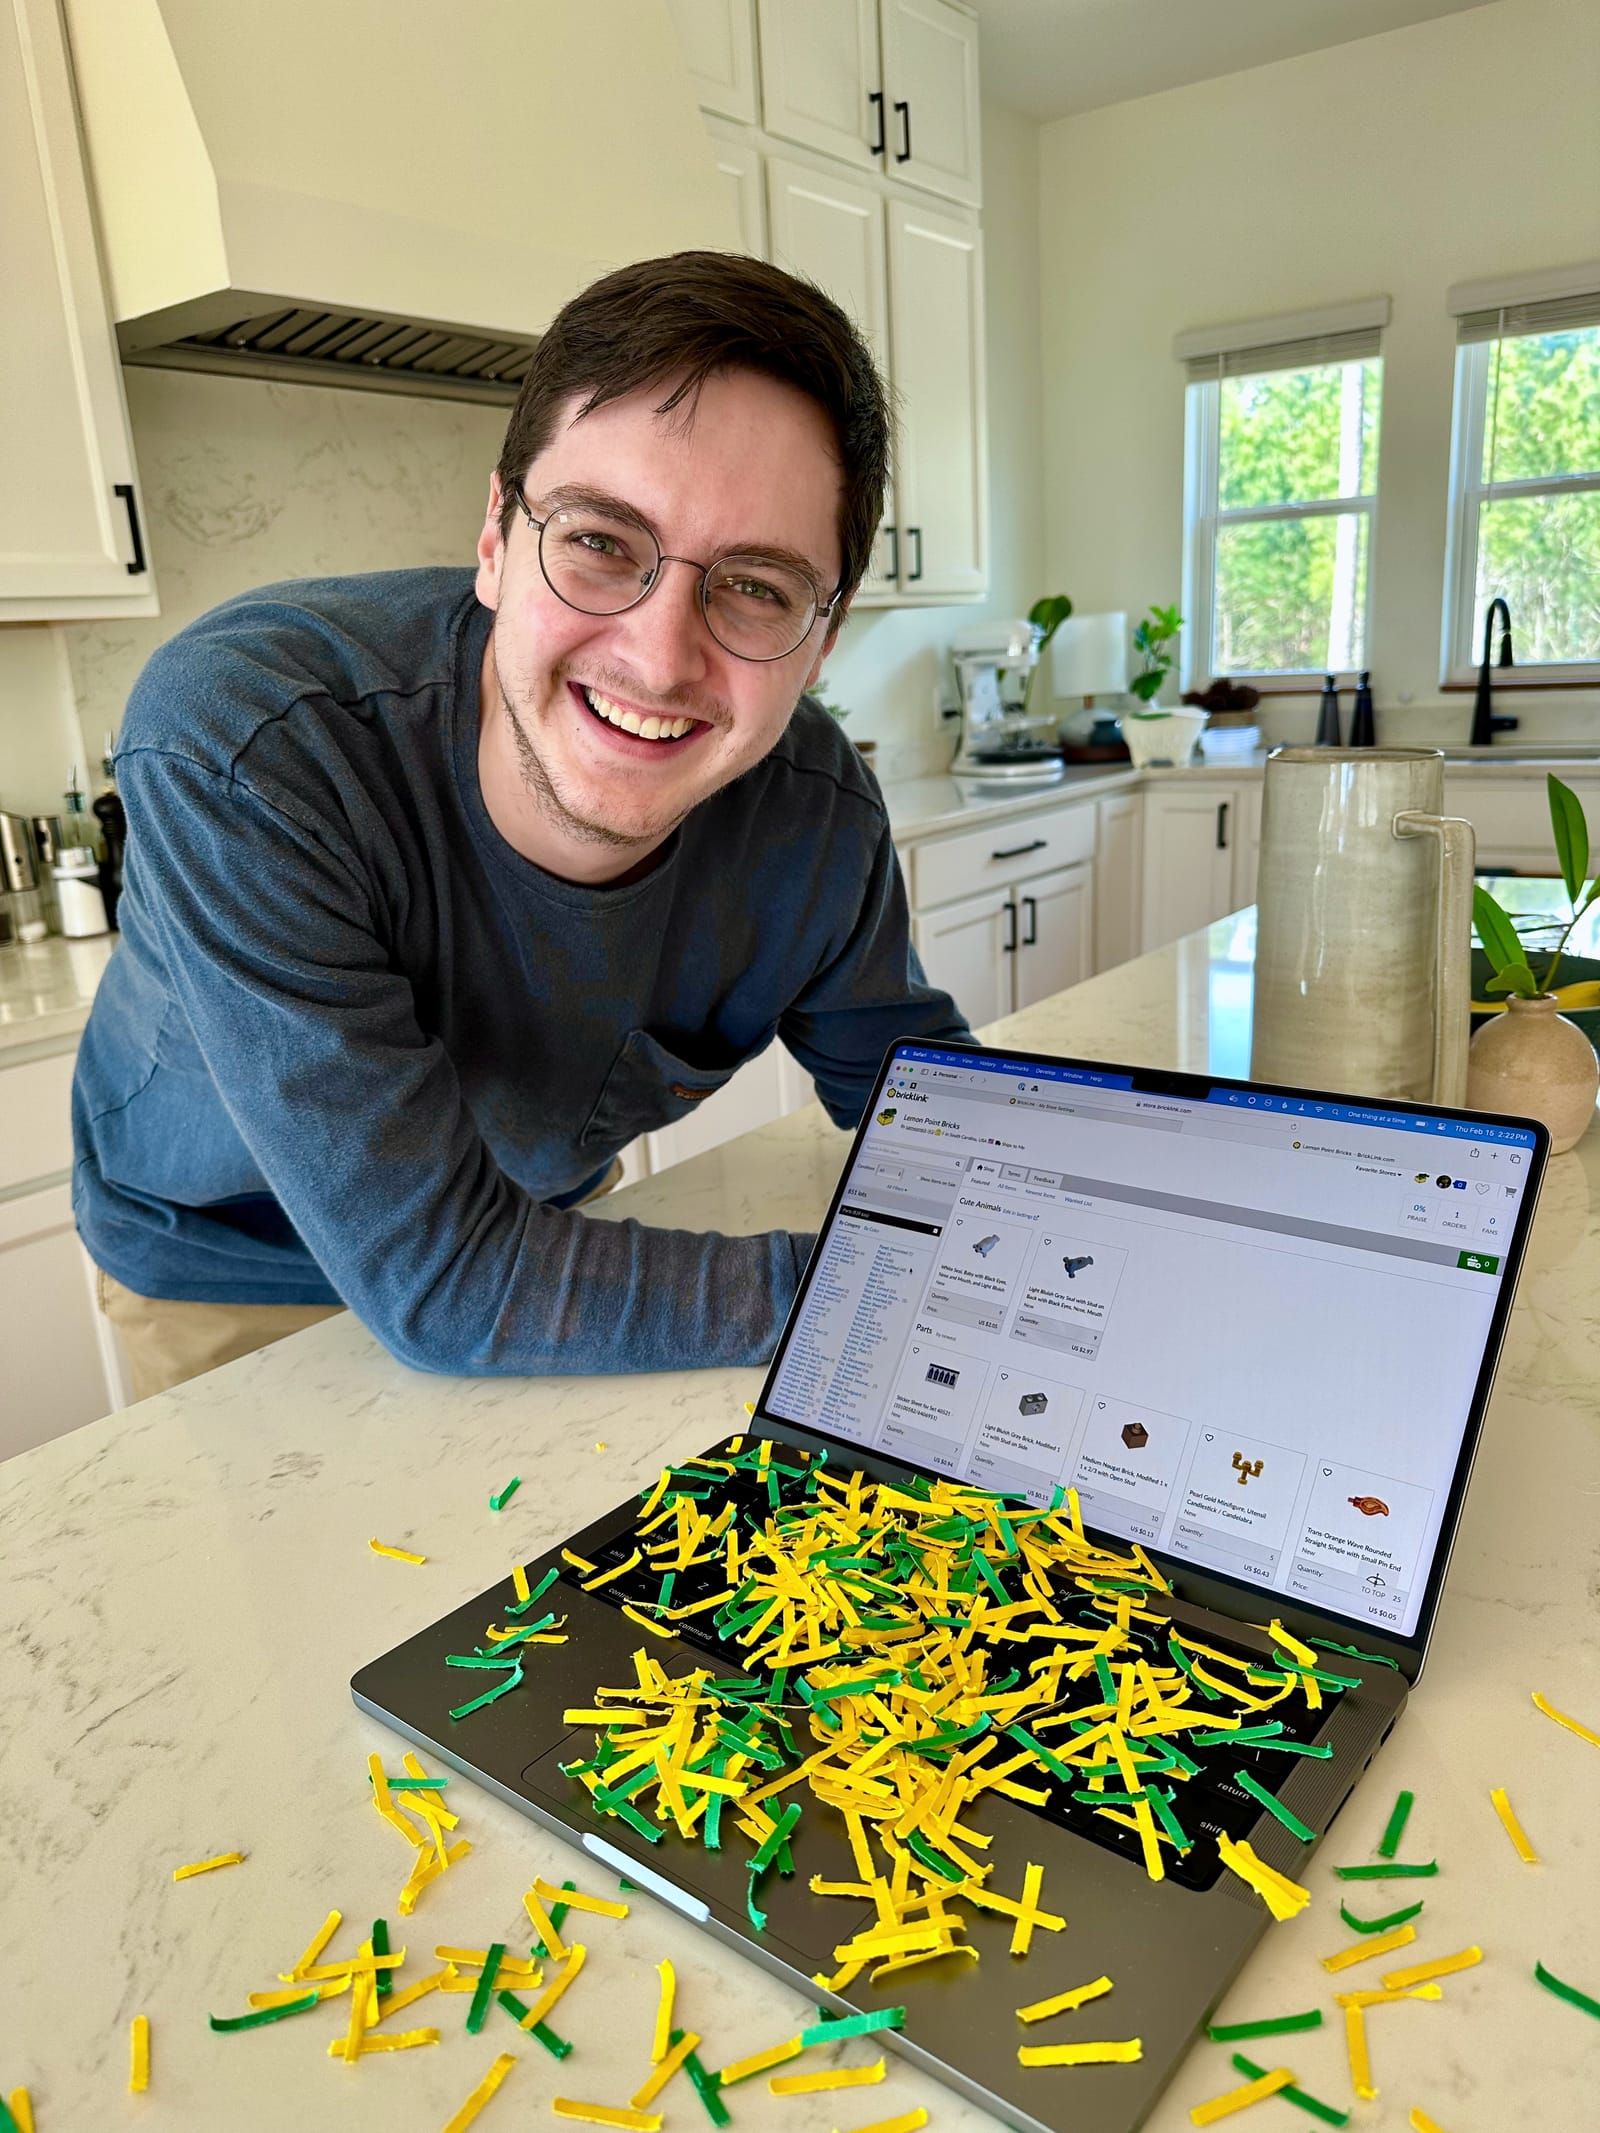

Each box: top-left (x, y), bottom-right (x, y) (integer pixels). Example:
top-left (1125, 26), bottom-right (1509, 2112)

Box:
top-left (538, 506), bottom-right (819, 660)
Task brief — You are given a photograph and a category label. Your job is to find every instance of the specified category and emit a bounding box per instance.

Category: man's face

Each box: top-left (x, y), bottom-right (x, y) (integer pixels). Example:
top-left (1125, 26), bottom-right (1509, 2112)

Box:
top-left (476, 367), bottom-right (846, 866)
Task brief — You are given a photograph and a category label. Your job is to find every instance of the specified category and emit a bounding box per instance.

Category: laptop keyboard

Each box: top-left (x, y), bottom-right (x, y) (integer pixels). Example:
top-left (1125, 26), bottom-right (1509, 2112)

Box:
top-left (564, 1443), bottom-right (1345, 1895)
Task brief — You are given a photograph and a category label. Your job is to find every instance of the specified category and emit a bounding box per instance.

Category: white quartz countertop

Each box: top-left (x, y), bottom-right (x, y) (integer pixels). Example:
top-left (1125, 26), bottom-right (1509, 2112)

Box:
top-left (0, 932), bottom-right (114, 1054)
top-left (4, 920), bottom-right (1600, 2133)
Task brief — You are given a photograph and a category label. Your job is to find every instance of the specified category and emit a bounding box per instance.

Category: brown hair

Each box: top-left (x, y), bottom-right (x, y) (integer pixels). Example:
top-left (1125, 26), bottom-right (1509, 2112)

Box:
top-left (494, 251), bottom-right (891, 605)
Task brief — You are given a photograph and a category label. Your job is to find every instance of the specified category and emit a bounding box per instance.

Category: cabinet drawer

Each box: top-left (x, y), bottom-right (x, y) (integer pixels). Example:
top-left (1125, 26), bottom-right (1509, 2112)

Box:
top-left (1443, 776), bottom-right (1600, 855)
top-left (0, 1047), bottom-right (75, 1192)
top-left (910, 803), bottom-right (1095, 909)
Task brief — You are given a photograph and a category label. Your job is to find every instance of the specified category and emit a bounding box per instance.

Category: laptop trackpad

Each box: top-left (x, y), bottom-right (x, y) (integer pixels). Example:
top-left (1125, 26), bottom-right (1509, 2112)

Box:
top-left (521, 1731), bottom-right (873, 1966)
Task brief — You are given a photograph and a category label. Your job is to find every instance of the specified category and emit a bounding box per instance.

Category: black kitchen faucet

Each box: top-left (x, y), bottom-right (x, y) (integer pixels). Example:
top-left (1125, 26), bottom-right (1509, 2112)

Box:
top-left (1470, 596), bottom-right (1518, 745)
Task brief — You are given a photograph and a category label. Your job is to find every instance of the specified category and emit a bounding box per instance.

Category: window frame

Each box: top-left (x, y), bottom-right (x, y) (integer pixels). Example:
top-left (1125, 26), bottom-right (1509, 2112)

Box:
top-left (1181, 366), bottom-right (1382, 695)
top-left (1441, 335), bottom-right (1600, 689)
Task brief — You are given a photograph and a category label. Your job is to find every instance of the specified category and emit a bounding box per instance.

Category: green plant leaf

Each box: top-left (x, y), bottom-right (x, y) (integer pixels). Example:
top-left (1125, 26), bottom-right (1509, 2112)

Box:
top-left (1547, 774), bottom-right (1590, 904)
top-left (1028, 594), bottom-right (1072, 648)
top-left (1486, 964), bottom-right (1540, 997)
top-left (1128, 673), bottom-right (1163, 703)
top-left (1472, 884), bottom-right (1531, 975)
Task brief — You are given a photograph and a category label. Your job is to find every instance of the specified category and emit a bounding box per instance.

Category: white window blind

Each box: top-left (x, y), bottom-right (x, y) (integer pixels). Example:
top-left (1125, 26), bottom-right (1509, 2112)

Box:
top-left (1183, 324), bottom-right (1383, 385)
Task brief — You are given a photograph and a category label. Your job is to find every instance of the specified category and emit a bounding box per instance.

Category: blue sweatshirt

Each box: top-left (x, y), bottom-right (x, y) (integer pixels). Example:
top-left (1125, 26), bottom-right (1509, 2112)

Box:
top-left (72, 569), bottom-right (970, 1374)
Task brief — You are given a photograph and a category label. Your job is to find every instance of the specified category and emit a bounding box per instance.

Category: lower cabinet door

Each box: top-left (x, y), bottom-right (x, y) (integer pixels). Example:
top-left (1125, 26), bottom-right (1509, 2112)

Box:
top-left (646, 1044), bottom-right (788, 1171)
top-left (0, 1181), bottom-right (116, 1453)
top-left (913, 885), bottom-right (1013, 1029)
top-left (1014, 862), bottom-right (1094, 1012)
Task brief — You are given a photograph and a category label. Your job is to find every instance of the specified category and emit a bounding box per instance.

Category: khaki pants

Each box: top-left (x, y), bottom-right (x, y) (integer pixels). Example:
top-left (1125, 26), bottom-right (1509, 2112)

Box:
top-left (92, 1160), bottom-right (625, 1403)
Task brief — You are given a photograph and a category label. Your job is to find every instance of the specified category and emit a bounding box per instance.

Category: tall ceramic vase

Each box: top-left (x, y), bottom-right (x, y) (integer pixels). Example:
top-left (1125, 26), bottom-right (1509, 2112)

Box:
top-left (1251, 748), bottom-right (1475, 1104)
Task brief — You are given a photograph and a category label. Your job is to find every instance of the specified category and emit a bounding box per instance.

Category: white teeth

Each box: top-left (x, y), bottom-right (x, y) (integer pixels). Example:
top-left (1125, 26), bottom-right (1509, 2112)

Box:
top-left (582, 686), bottom-right (694, 742)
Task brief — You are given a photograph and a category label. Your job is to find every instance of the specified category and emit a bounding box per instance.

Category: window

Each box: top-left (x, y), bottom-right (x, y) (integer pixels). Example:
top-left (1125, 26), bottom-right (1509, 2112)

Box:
top-left (1444, 273), bottom-right (1600, 683)
top-left (1178, 304), bottom-right (1387, 688)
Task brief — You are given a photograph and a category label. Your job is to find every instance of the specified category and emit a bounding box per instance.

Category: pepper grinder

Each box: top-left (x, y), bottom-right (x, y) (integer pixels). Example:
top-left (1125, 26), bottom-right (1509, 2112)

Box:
top-left (1314, 674), bottom-right (1342, 747)
top-left (1349, 670), bottom-right (1376, 748)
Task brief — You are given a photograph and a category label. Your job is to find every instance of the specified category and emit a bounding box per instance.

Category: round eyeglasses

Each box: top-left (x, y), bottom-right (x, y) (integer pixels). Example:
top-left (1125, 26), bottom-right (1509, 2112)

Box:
top-left (512, 484), bottom-right (838, 663)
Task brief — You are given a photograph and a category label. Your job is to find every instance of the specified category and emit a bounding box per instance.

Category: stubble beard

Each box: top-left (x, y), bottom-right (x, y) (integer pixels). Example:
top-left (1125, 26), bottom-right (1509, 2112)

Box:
top-left (493, 638), bottom-right (668, 854)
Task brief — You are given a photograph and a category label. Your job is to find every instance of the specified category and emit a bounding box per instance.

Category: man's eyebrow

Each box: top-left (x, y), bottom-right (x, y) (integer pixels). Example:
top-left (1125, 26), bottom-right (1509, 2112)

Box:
top-left (531, 482), bottom-right (834, 600)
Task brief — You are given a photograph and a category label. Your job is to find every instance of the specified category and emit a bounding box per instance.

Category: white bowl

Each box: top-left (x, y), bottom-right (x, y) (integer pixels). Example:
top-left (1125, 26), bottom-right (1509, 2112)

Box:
top-left (1121, 708), bottom-right (1209, 769)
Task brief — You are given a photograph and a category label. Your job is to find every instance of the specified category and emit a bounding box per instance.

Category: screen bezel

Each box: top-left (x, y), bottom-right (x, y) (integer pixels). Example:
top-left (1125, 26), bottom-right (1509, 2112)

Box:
top-left (754, 1036), bottom-right (1550, 1683)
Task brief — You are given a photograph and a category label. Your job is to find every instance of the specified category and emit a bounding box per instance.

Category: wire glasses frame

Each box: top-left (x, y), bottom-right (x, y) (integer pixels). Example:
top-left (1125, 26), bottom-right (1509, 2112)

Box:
top-left (511, 482), bottom-right (840, 663)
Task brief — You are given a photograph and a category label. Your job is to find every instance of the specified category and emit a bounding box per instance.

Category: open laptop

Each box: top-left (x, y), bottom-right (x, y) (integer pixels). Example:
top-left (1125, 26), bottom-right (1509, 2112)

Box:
top-left (353, 1039), bottom-right (1548, 2133)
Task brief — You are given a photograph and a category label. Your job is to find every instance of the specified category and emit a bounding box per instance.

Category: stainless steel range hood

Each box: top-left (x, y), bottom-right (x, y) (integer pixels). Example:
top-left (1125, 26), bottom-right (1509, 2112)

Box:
top-left (60, 0), bottom-right (735, 406)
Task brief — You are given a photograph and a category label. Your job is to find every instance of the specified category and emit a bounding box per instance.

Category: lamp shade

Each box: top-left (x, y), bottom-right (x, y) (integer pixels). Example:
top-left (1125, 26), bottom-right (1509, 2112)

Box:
top-left (1052, 611), bottom-right (1129, 698)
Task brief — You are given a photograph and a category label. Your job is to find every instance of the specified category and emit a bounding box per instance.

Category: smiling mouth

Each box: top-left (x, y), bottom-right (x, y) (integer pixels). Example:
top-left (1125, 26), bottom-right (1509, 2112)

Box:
top-left (573, 681), bottom-right (706, 744)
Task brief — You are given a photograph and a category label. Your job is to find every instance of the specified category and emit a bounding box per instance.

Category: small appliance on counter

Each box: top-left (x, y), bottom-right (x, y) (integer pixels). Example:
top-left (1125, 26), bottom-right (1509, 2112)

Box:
top-left (0, 811), bottom-right (48, 944)
top-left (1055, 610), bottom-right (1133, 763)
top-left (52, 847), bottom-right (110, 937)
top-left (948, 619), bottom-right (1065, 783)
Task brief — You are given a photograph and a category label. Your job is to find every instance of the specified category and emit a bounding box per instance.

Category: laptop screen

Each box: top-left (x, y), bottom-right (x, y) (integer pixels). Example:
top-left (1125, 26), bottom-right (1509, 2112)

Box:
top-left (761, 1041), bottom-right (1542, 1645)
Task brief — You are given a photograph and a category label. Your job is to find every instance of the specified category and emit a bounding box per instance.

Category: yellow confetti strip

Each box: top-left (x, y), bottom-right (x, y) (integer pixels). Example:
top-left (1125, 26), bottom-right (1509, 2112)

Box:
top-left (631, 2029), bottom-right (700, 2109)
top-left (523, 1887), bottom-right (568, 1961)
top-left (1531, 1690), bottom-right (1600, 1751)
top-left (400, 1837), bottom-right (472, 1915)
top-left (1489, 1787), bottom-right (1539, 1864)
top-left (285, 1907), bottom-right (343, 1979)
top-left (1334, 1985), bottom-right (1442, 2010)
top-left (1381, 1946), bottom-right (1483, 1991)
top-left (1215, 1835), bottom-right (1309, 1922)
top-left (129, 2013), bottom-right (150, 2093)
top-left (830, 2115), bottom-right (928, 2133)
top-left (770, 2060), bottom-right (887, 2094)
top-left (513, 1561), bottom-right (531, 1604)
top-left (651, 1959), bottom-right (675, 2064)
top-left (8, 2091), bottom-right (34, 2133)
top-left (1019, 2040), bottom-right (1143, 2068)
top-left (1009, 1863), bottom-right (1050, 1956)
top-left (375, 1968), bottom-right (452, 2023)
top-left (1344, 2003), bottom-right (1378, 2102)
top-left (369, 1538), bottom-right (427, 1564)
top-left (171, 1851), bottom-right (245, 1880)
top-left (327, 2028), bottom-right (441, 2054)
top-left (552, 2106), bottom-right (662, 2131)
top-left (1017, 1974), bottom-right (1114, 2022)
top-left (718, 2036), bottom-right (805, 2086)
top-left (1321, 1922), bottom-right (1418, 1971)
top-left (1190, 2066), bottom-right (1295, 2123)
top-left (440, 2051), bottom-right (517, 2132)
top-left (1410, 2111), bottom-right (1451, 2133)
top-left (516, 1944), bottom-right (587, 2031)
top-left (534, 1877), bottom-right (629, 1921)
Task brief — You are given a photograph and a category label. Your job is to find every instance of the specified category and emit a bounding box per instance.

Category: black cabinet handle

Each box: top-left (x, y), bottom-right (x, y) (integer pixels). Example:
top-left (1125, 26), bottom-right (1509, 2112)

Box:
top-left (991, 837), bottom-right (1047, 861)
top-left (868, 89), bottom-right (885, 156)
top-left (1216, 801), bottom-right (1230, 850)
top-left (894, 98), bottom-right (912, 161)
top-left (114, 483), bottom-right (147, 575)
top-left (882, 524), bottom-right (898, 580)
top-left (907, 525), bottom-right (923, 581)
top-left (1003, 900), bottom-right (1017, 953)
top-left (1022, 895), bottom-right (1038, 947)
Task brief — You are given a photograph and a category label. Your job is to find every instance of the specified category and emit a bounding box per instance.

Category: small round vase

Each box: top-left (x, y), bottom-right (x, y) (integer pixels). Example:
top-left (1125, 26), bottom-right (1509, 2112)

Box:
top-left (1465, 993), bottom-right (1599, 1154)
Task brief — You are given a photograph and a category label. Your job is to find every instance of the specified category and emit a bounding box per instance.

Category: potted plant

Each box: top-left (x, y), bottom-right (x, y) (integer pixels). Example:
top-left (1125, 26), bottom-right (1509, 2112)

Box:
top-left (1469, 773), bottom-right (1600, 1152)
top-left (1119, 604), bottom-right (1205, 768)
top-left (1020, 593), bottom-right (1072, 717)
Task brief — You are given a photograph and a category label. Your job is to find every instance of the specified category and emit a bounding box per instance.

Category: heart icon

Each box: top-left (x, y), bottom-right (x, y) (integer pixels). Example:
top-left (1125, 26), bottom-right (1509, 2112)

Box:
top-left (1475, 1182), bottom-right (1490, 1195)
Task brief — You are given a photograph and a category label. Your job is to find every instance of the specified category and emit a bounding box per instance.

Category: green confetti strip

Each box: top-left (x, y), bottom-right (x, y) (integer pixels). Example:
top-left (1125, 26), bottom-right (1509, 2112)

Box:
top-left (1334, 1860), bottom-right (1437, 1880)
top-left (386, 1775), bottom-right (449, 1791)
top-left (1308, 1636), bottom-right (1399, 1670)
top-left (371, 1915), bottom-right (392, 1999)
top-left (489, 1476), bottom-right (522, 1511)
top-left (448, 1653), bottom-right (524, 1721)
top-left (209, 1992), bottom-right (321, 2030)
top-left (799, 2007), bottom-right (906, 2046)
top-left (1230, 2051), bottom-right (1350, 2126)
top-left (1339, 1898), bottom-right (1425, 1935)
top-left (466, 1942), bottom-right (504, 2034)
top-left (1376, 1788), bottom-right (1414, 1860)
top-left (531, 2020), bottom-right (574, 2059)
top-left (0, 2101), bottom-right (21, 2133)
top-left (1250, 1737), bottom-right (1333, 1759)
top-left (1207, 2009), bottom-right (1323, 2042)
top-left (1234, 1766), bottom-right (1315, 1843)
top-left (1534, 1960), bottom-right (1600, 2021)
top-left (672, 2027), bottom-right (731, 2126)
top-left (507, 1564), bottom-right (560, 1615)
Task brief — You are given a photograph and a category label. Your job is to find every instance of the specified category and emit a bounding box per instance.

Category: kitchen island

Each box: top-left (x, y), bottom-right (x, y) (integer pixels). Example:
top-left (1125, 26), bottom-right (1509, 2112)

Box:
top-left (4, 913), bottom-right (1598, 2133)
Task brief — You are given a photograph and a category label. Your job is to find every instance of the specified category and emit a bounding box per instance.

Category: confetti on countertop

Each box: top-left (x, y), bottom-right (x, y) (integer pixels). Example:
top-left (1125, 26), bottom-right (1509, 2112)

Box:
top-left (1380, 1946), bottom-right (1483, 1991)
top-left (1531, 1690), bottom-right (1600, 1751)
top-left (770, 2058), bottom-right (887, 2094)
top-left (831, 2113), bottom-right (929, 2133)
top-left (1320, 1922), bottom-right (1418, 1971)
top-left (1377, 1788), bottom-right (1415, 1860)
top-left (1207, 2009), bottom-right (1322, 2042)
top-left (1488, 1786), bottom-right (1538, 1863)
top-left (172, 1850), bottom-right (245, 1880)
top-left (440, 2050), bottom-right (518, 2132)
top-left (1410, 2112), bottom-right (1451, 2133)
top-left (1227, 2052), bottom-right (1349, 2127)
top-left (128, 2013), bottom-right (150, 2093)
top-left (551, 2103), bottom-right (661, 2130)
top-left (489, 1476), bottom-right (522, 1512)
top-left (1190, 2063), bottom-right (1296, 2122)
top-left (369, 1538), bottom-right (427, 1565)
top-left (1344, 2002), bottom-right (1378, 2102)
top-left (1532, 1959), bottom-right (1600, 2020)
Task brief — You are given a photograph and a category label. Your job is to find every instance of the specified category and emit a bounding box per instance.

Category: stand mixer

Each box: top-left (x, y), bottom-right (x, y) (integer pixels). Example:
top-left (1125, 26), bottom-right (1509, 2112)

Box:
top-left (949, 619), bottom-right (1064, 783)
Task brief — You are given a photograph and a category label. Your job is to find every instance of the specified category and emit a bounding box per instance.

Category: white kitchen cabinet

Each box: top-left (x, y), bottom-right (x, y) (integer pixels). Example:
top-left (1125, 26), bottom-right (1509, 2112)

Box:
top-left (0, 0), bottom-right (157, 620)
top-left (1013, 862), bottom-right (1094, 1011)
top-left (878, 0), bottom-right (980, 208)
top-left (1093, 793), bottom-right (1142, 973)
top-left (0, 1183), bottom-right (116, 1455)
top-left (705, 119), bottom-right (768, 256)
top-left (667, 0), bottom-right (760, 123)
top-left (645, 1042), bottom-right (812, 1172)
top-left (887, 195), bottom-right (986, 597)
top-left (1442, 774), bottom-right (1600, 873)
top-left (913, 885), bottom-right (1013, 1029)
top-left (1139, 784), bottom-right (1244, 953)
top-left (757, 0), bottom-right (882, 173)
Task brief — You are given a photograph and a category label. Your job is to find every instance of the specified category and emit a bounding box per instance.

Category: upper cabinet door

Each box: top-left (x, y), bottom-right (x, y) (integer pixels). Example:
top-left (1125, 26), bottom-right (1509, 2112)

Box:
top-left (880, 0), bottom-right (981, 208)
top-left (666, 0), bottom-right (760, 125)
top-left (757, 0), bottom-right (882, 175)
top-left (704, 120), bottom-right (768, 256)
top-left (888, 197), bottom-right (986, 598)
top-left (0, 0), bottom-right (156, 620)
top-left (764, 154), bottom-right (896, 600)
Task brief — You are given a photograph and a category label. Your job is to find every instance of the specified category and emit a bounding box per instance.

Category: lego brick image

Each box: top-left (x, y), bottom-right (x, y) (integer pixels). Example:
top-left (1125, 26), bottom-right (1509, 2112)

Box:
top-left (972, 1233), bottom-right (1001, 1258)
top-left (879, 1340), bottom-right (990, 1472)
top-left (968, 1367), bottom-right (1088, 1499)
top-left (1171, 1428), bottom-right (1307, 1577)
top-left (1011, 1230), bottom-right (1129, 1364)
top-left (1066, 1392), bottom-right (1192, 1545)
top-left (1062, 1253), bottom-right (1095, 1279)
top-left (1290, 1461), bottom-right (1435, 1624)
top-left (923, 1213), bottom-right (1031, 1336)
top-left (1121, 1421), bottom-right (1148, 1449)
top-left (1019, 1391), bottom-right (1049, 1417)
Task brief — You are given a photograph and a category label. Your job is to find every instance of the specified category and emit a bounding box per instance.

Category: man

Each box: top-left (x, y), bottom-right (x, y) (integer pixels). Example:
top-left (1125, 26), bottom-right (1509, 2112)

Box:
top-left (74, 250), bottom-right (971, 1399)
